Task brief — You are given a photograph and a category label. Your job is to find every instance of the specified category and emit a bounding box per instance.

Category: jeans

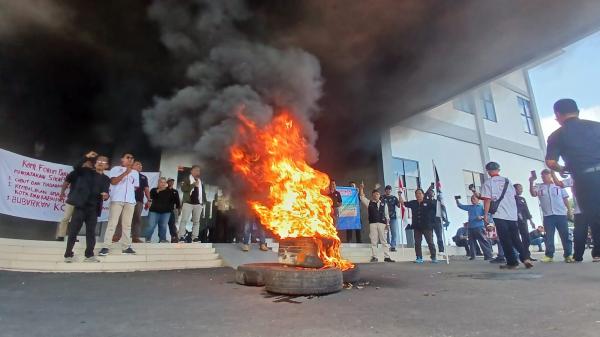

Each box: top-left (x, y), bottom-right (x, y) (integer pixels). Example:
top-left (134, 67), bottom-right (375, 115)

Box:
top-left (113, 201), bottom-right (143, 241)
top-left (103, 201), bottom-right (135, 249)
top-left (530, 237), bottom-right (544, 251)
top-left (369, 222), bottom-right (391, 258)
top-left (543, 215), bottom-right (572, 258)
top-left (455, 239), bottom-right (469, 255)
top-left (517, 220), bottom-right (531, 254)
top-left (414, 228), bottom-right (436, 260)
top-left (570, 171), bottom-right (600, 258)
top-left (573, 214), bottom-right (590, 261)
top-left (178, 203), bottom-right (204, 239)
top-left (386, 218), bottom-right (399, 247)
top-left (243, 220), bottom-right (265, 245)
top-left (145, 211), bottom-right (170, 242)
top-left (346, 229), bottom-right (362, 243)
top-left (64, 206), bottom-right (98, 258)
top-left (468, 227), bottom-right (493, 259)
top-left (168, 210), bottom-right (178, 239)
top-left (433, 218), bottom-right (445, 253)
top-left (494, 218), bottom-right (529, 266)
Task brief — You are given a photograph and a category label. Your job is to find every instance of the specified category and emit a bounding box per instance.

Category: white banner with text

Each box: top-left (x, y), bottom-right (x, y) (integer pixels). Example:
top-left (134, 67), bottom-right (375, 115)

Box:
top-left (0, 148), bottom-right (159, 222)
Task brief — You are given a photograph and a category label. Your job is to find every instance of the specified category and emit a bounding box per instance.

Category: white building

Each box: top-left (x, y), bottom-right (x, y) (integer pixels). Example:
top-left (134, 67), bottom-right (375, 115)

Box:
top-left (381, 68), bottom-right (547, 242)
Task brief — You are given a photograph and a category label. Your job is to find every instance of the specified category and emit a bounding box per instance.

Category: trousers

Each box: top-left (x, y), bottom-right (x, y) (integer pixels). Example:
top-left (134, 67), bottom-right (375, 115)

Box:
top-left (369, 222), bottom-right (391, 258)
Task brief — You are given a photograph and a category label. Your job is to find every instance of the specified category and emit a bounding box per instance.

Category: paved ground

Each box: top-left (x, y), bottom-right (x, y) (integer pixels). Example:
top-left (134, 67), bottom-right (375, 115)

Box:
top-left (1, 257), bottom-right (599, 337)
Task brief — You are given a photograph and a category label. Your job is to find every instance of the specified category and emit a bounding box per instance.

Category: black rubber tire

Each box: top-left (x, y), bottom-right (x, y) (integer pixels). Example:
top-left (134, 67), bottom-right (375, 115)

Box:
top-left (264, 266), bottom-right (343, 295)
top-left (342, 265), bottom-right (360, 283)
top-left (235, 263), bottom-right (284, 286)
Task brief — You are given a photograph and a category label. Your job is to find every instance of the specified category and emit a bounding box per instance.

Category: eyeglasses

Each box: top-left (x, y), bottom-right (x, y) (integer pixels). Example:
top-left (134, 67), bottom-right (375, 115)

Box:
top-left (97, 161), bottom-right (108, 164)
top-left (124, 156), bottom-right (133, 159)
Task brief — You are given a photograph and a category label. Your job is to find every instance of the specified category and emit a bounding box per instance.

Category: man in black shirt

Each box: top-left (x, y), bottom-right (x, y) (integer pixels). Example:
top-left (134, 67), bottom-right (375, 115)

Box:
top-left (400, 189), bottom-right (438, 263)
top-left (514, 183), bottom-right (536, 260)
top-left (329, 180), bottom-right (342, 227)
top-left (63, 152), bottom-right (110, 263)
top-left (545, 98), bottom-right (600, 261)
top-left (166, 178), bottom-right (181, 243)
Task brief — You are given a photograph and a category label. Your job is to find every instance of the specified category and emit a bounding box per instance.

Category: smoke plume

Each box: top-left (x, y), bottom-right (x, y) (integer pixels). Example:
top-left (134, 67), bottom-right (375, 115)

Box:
top-left (143, 0), bottom-right (323, 186)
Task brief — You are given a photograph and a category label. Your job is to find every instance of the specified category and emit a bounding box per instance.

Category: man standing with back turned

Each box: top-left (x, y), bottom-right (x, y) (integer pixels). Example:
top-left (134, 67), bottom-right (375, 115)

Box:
top-left (545, 98), bottom-right (600, 261)
top-left (481, 162), bottom-right (534, 270)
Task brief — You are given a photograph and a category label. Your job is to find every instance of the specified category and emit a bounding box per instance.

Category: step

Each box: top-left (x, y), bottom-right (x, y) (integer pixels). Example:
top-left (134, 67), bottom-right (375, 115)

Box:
top-left (0, 252), bottom-right (220, 263)
top-left (0, 259), bottom-right (223, 273)
top-left (0, 245), bottom-right (216, 255)
top-left (0, 238), bottom-right (213, 249)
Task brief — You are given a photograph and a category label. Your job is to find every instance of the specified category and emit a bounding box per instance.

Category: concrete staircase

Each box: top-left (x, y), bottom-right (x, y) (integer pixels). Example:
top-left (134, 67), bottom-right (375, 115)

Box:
top-left (265, 240), bottom-right (465, 263)
top-left (0, 238), bottom-right (223, 272)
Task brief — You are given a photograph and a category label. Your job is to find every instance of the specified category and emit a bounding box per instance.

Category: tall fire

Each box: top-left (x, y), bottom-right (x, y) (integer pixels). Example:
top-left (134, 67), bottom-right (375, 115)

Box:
top-left (230, 109), bottom-right (354, 271)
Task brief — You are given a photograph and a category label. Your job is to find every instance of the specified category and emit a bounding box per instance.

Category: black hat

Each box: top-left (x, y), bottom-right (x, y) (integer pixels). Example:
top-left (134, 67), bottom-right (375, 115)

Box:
top-left (485, 161), bottom-right (500, 171)
top-left (385, 185), bottom-right (392, 190)
top-left (553, 98), bottom-right (579, 115)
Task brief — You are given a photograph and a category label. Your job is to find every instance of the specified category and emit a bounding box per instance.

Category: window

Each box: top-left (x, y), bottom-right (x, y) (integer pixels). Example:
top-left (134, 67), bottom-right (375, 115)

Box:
top-left (479, 86), bottom-right (497, 122)
top-left (452, 94), bottom-right (475, 114)
top-left (463, 170), bottom-right (485, 198)
top-left (518, 97), bottom-right (536, 135)
top-left (391, 157), bottom-right (421, 201)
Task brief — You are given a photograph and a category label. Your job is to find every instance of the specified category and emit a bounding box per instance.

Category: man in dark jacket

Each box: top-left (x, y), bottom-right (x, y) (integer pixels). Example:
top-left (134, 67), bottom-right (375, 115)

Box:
top-left (401, 188), bottom-right (438, 264)
top-left (63, 152), bottom-right (110, 263)
top-left (514, 183), bottom-right (536, 260)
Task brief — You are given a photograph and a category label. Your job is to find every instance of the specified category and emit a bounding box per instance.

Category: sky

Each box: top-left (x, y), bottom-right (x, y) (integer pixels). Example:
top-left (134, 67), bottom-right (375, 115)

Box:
top-left (529, 30), bottom-right (600, 140)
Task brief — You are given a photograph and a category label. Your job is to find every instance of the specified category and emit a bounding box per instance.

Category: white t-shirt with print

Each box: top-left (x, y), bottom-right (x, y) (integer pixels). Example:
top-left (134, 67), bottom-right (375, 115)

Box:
top-left (533, 183), bottom-right (569, 217)
top-left (561, 177), bottom-right (580, 214)
top-left (481, 175), bottom-right (518, 221)
top-left (108, 166), bottom-right (139, 204)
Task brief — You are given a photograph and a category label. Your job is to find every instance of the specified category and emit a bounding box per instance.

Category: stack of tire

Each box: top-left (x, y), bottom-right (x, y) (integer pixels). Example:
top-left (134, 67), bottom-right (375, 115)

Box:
top-left (235, 263), bottom-right (359, 295)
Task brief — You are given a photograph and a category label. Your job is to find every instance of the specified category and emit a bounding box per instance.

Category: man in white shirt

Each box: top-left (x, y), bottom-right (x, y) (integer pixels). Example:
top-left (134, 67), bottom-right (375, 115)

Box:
top-left (99, 153), bottom-right (139, 256)
top-left (481, 162), bottom-right (533, 270)
top-left (178, 165), bottom-right (206, 242)
top-left (553, 175), bottom-right (595, 262)
top-left (529, 169), bottom-right (573, 263)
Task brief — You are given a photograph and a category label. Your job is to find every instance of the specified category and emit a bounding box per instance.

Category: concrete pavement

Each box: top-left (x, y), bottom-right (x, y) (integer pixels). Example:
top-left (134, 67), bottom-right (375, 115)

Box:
top-left (0, 258), bottom-right (599, 337)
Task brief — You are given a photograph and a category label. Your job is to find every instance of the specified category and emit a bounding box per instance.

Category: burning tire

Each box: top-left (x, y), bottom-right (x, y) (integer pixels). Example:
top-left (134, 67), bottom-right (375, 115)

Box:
top-left (235, 263), bottom-right (284, 286)
top-left (342, 265), bottom-right (360, 283)
top-left (264, 265), bottom-right (343, 295)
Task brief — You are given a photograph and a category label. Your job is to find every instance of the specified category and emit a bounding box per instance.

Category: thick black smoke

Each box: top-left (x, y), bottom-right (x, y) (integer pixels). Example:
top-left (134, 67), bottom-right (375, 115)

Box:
top-left (142, 0), bottom-right (323, 185)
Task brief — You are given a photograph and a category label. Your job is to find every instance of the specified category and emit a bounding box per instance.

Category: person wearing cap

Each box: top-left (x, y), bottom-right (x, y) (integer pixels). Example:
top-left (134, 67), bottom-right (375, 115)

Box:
top-left (529, 169), bottom-right (573, 263)
top-left (359, 183), bottom-right (395, 263)
top-left (545, 98), bottom-right (600, 262)
top-left (381, 185), bottom-right (401, 251)
top-left (481, 161), bottom-right (534, 269)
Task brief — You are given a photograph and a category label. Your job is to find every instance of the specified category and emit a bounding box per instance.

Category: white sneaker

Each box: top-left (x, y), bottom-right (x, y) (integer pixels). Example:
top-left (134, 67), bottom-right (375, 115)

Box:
top-left (64, 256), bottom-right (76, 263)
top-left (83, 256), bottom-right (100, 263)
top-left (242, 244), bottom-right (250, 252)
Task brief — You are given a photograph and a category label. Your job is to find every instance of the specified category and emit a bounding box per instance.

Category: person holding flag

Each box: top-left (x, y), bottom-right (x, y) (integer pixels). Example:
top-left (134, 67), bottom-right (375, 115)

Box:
top-left (399, 188), bottom-right (438, 264)
top-left (429, 162), bottom-right (451, 260)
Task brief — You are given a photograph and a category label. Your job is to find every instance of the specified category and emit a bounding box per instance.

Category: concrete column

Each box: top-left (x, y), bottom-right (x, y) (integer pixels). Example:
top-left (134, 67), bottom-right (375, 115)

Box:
top-left (380, 127), bottom-right (394, 187)
top-left (523, 69), bottom-right (548, 154)
top-left (472, 90), bottom-right (491, 169)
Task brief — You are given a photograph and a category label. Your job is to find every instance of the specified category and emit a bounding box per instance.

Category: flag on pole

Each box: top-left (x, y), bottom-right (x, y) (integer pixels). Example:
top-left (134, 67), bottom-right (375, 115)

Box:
top-left (398, 174), bottom-right (406, 219)
top-left (433, 161), bottom-right (450, 264)
top-left (432, 161), bottom-right (450, 228)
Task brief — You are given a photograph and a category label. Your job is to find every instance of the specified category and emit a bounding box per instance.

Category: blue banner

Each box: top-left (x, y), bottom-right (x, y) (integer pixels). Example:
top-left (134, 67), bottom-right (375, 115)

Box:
top-left (335, 186), bottom-right (361, 230)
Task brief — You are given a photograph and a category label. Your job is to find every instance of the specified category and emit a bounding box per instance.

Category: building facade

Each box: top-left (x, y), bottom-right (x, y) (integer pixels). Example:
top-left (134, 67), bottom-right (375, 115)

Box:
top-left (381, 68), bottom-right (547, 243)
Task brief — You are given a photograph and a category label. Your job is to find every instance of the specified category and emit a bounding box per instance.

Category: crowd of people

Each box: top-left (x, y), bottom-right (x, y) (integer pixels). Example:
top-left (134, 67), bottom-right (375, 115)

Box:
top-left (57, 152), bottom-right (273, 262)
top-left (57, 98), bottom-right (599, 269)
top-left (345, 98), bottom-right (600, 269)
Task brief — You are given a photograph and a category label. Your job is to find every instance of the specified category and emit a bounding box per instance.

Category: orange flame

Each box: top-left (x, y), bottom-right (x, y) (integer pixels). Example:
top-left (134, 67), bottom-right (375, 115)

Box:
top-left (230, 109), bottom-right (353, 271)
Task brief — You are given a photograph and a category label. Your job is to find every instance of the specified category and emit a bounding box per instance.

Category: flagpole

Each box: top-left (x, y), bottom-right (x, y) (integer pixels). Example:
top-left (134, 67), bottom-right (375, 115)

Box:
top-left (432, 160), bottom-right (450, 265)
top-left (396, 172), bottom-right (406, 257)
